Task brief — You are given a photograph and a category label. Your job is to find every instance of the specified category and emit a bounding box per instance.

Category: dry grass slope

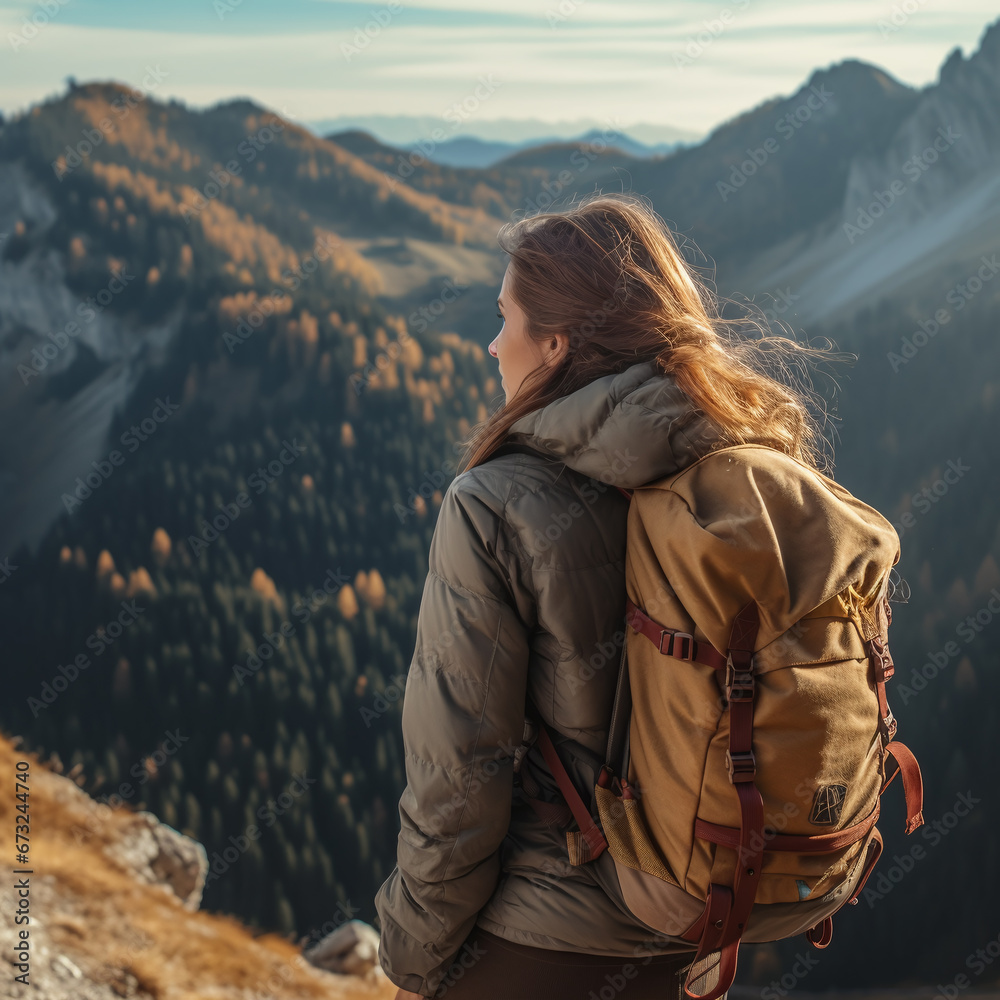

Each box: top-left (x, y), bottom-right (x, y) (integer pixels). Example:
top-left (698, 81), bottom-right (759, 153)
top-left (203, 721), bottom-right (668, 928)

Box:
top-left (0, 732), bottom-right (394, 1000)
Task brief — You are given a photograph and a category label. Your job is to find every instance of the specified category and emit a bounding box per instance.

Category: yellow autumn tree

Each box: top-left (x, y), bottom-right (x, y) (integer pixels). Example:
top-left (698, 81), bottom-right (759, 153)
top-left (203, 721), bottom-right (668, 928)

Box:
top-left (96, 549), bottom-right (116, 583)
top-left (127, 567), bottom-right (157, 598)
top-left (250, 567), bottom-right (282, 609)
top-left (337, 584), bottom-right (360, 620)
top-left (364, 569), bottom-right (386, 610)
top-left (151, 527), bottom-right (172, 565)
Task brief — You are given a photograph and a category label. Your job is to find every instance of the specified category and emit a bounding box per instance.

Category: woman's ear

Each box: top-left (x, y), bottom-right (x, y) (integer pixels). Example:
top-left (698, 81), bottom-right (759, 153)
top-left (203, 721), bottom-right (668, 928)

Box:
top-left (546, 332), bottom-right (571, 369)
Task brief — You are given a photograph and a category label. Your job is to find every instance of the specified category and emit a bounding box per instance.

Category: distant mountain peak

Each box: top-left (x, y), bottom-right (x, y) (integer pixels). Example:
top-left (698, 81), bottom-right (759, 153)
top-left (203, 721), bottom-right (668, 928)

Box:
top-left (804, 58), bottom-right (914, 100)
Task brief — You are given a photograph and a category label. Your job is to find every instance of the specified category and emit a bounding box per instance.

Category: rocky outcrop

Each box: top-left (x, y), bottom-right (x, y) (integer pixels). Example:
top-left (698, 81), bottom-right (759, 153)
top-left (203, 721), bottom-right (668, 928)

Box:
top-left (102, 810), bottom-right (208, 911)
top-left (0, 734), bottom-right (394, 999)
top-left (304, 919), bottom-right (383, 979)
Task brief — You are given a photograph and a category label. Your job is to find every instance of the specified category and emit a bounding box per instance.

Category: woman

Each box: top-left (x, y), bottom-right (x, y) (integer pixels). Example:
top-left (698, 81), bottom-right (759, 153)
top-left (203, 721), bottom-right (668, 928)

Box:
top-left (374, 192), bottom-right (836, 999)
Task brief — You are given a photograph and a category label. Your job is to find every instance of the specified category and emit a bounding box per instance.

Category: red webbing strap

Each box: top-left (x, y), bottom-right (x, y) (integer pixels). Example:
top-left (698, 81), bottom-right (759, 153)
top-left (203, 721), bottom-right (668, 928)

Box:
top-left (522, 795), bottom-right (573, 829)
top-left (845, 828), bottom-right (884, 907)
top-left (883, 741), bottom-right (925, 834)
top-left (534, 723), bottom-right (608, 860)
top-left (695, 803), bottom-right (879, 854)
top-left (624, 596), bottom-right (728, 670)
top-left (866, 634), bottom-right (897, 742)
top-left (684, 601), bottom-right (762, 1000)
top-left (806, 917), bottom-right (834, 949)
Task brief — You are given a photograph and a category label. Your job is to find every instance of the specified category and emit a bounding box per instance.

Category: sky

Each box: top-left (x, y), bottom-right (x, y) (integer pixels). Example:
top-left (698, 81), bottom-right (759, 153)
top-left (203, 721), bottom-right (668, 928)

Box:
top-left (1, 0), bottom-right (997, 142)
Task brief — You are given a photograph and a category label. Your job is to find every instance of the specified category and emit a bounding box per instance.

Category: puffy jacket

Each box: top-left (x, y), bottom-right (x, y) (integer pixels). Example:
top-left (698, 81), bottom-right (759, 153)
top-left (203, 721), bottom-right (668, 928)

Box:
top-left (374, 359), bottom-right (724, 997)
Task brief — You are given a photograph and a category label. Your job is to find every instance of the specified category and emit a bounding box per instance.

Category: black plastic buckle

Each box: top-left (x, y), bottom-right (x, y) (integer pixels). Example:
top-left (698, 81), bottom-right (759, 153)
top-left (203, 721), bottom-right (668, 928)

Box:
top-left (659, 629), bottom-right (694, 660)
top-left (726, 749), bottom-right (757, 783)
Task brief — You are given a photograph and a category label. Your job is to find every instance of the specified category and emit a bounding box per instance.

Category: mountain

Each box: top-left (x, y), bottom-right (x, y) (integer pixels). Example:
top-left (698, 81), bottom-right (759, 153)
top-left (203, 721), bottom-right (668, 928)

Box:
top-left (736, 22), bottom-right (1000, 324)
top-left (1, 18), bottom-right (999, 993)
top-left (403, 131), bottom-right (684, 169)
top-left (307, 112), bottom-right (702, 147)
top-left (0, 82), bottom-right (504, 556)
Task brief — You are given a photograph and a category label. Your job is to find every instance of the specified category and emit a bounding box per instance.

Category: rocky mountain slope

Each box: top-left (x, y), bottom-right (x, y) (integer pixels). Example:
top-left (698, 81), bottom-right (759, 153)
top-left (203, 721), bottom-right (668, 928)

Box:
top-left (0, 732), bottom-right (392, 1000)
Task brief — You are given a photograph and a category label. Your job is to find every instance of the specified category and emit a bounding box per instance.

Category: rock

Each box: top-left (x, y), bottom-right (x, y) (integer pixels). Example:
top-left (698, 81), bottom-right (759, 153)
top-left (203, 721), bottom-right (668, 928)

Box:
top-left (302, 919), bottom-right (382, 977)
top-left (52, 953), bottom-right (83, 980)
top-left (103, 811), bottom-right (208, 910)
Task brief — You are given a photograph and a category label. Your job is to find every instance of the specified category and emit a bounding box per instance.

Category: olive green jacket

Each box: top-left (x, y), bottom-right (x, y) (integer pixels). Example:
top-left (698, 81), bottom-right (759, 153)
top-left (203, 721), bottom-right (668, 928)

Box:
top-left (374, 360), bottom-right (722, 997)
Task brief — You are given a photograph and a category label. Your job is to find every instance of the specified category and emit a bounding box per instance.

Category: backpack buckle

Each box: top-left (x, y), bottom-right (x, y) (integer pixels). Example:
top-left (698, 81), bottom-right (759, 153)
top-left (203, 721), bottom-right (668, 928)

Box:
top-left (725, 654), bottom-right (755, 702)
top-left (659, 629), bottom-right (694, 660)
top-left (879, 705), bottom-right (898, 742)
top-left (726, 749), bottom-right (757, 782)
top-left (868, 634), bottom-right (894, 682)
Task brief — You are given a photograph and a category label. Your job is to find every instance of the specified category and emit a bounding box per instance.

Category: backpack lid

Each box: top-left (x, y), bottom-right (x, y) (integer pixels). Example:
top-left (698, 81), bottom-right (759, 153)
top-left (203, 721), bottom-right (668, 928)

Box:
top-left (634, 444), bottom-right (900, 650)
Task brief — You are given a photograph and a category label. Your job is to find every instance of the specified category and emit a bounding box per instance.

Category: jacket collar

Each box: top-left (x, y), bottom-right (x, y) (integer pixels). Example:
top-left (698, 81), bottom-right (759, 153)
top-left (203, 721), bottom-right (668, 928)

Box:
top-left (505, 360), bottom-right (725, 489)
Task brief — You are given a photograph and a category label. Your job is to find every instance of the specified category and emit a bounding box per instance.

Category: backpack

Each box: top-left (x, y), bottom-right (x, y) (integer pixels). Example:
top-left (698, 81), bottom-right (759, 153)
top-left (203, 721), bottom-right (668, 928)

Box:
top-left (506, 442), bottom-right (925, 1000)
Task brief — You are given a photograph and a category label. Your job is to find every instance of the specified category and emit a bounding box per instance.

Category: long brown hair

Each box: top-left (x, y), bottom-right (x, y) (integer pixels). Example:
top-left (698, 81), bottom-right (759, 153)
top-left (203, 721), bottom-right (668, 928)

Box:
top-left (457, 191), bottom-right (848, 476)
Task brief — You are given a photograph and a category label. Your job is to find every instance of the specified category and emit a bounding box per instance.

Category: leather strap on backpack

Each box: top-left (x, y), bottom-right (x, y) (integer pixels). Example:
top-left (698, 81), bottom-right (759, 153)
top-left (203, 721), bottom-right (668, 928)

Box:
top-left (518, 694), bottom-right (609, 863)
top-left (683, 601), bottom-right (762, 1000)
top-left (624, 596), bottom-right (728, 670)
top-left (533, 723), bottom-right (609, 863)
top-left (883, 741), bottom-right (925, 834)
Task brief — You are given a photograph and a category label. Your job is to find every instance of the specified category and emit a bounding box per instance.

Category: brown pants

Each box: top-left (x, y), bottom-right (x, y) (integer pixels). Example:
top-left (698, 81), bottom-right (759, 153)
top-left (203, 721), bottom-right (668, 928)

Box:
top-left (430, 924), bottom-right (697, 1000)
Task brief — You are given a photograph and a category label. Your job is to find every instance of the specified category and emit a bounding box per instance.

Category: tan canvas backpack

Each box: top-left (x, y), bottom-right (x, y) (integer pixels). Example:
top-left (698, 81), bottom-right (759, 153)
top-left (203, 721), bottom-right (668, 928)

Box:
top-left (514, 442), bottom-right (925, 1000)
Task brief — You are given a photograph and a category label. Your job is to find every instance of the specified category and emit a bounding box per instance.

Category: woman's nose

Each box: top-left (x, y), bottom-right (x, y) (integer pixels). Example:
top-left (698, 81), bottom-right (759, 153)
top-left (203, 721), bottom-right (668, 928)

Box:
top-left (488, 340), bottom-right (498, 358)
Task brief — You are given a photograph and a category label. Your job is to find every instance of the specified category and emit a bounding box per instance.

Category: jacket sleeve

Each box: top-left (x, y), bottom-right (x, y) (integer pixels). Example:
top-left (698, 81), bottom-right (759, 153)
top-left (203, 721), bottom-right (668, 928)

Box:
top-left (374, 473), bottom-right (532, 997)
